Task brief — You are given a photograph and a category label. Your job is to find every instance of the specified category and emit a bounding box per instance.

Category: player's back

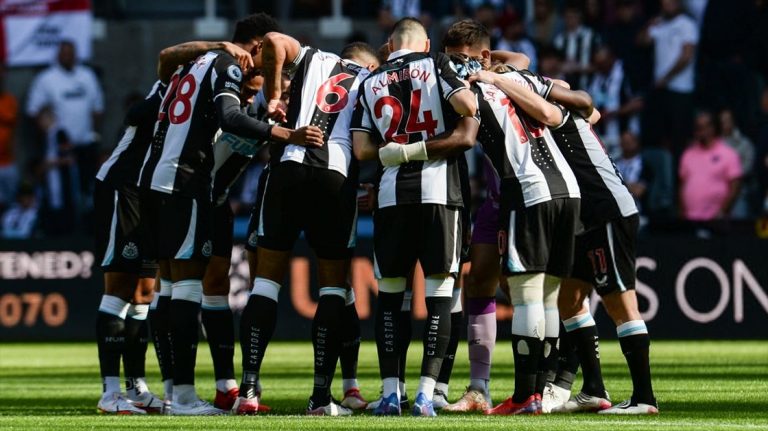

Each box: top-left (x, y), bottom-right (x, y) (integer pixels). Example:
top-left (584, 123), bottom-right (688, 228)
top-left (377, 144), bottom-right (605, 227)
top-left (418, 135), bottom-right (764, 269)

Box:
top-left (139, 50), bottom-right (239, 199)
top-left (274, 47), bottom-right (365, 177)
top-left (354, 51), bottom-right (466, 208)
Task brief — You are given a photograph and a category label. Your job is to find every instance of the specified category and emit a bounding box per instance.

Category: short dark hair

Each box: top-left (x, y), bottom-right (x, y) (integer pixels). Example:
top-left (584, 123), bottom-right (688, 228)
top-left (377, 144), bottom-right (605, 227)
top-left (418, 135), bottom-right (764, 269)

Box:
top-left (232, 13), bottom-right (281, 43)
top-left (442, 19), bottom-right (491, 49)
top-left (341, 42), bottom-right (379, 62)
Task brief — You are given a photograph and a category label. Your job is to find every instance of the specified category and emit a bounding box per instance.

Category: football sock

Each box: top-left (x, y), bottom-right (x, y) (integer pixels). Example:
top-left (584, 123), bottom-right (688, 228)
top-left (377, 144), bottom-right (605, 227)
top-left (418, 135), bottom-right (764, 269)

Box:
top-left (537, 305), bottom-right (560, 394)
top-left (149, 280), bottom-right (173, 397)
top-left (170, 280), bottom-right (202, 389)
top-left (375, 290), bottom-right (405, 387)
top-left (97, 295), bottom-right (129, 395)
top-left (553, 321), bottom-right (579, 391)
top-left (239, 278), bottom-right (280, 398)
top-left (201, 295), bottom-right (236, 391)
top-left (124, 304), bottom-right (149, 398)
top-left (340, 289), bottom-right (361, 390)
top-left (420, 277), bottom-right (453, 397)
top-left (509, 274), bottom-right (545, 403)
top-left (436, 288), bottom-right (462, 394)
top-left (617, 320), bottom-right (656, 405)
top-left (467, 297), bottom-right (496, 397)
top-left (563, 312), bottom-right (607, 397)
top-left (398, 291), bottom-right (412, 387)
top-left (310, 287), bottom-right (346, 406)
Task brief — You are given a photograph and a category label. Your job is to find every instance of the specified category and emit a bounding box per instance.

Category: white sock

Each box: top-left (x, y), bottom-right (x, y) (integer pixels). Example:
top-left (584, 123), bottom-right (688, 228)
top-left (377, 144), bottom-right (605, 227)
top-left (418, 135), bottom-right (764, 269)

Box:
top-left (435, 382), bottom-right (449, 397)
top-left (103, 376), bottom-right (121, 396)
top-left (417, 376), bottom-right (437, 400)
top-left (343, 378), bottom-right (359, 393)
top-left (383, 377), bottom-right (400, 398)
top-left (172, 384), bottom-right (197, 404)
top-left (470, 378), bottom-right (491, 401)
top-left (135, 377), bottom-right (149, 393)
top-left (399, 381), bottom-right (406, 396)
top-left (163, 379), bottom-right (173, 400)
top-left (126, 377), bottom-right (149, 399)
top-left (216, 379), bottom-right (238, 392)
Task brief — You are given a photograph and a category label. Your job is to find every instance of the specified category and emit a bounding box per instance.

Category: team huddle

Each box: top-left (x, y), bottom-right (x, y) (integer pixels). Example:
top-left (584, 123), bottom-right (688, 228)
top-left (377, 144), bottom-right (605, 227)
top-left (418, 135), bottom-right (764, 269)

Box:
top-left (93, 12), bottom-right (658, 417)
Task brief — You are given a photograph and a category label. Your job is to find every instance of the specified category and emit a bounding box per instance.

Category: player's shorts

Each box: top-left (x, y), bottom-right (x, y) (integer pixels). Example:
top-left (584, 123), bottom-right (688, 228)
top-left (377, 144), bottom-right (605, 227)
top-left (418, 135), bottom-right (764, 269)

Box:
top-left (471, 198), bottom-right (499, 246)
top-left (94, 180), bottom-right (157, 277)
top-left (499, 198), bottom-right (581, 278)
top-left (139, 189), bottom-right (213, 261)
top-left (256, 161), bottom-right (357, 259)
top-left (211, 201), bottom-right (235, 259)
top-left (571, 214), bottom-right (639, 296)
top-left (374, 204), bottom-right (462, 278)
top-left (245, 166), bottom-right (270, 252)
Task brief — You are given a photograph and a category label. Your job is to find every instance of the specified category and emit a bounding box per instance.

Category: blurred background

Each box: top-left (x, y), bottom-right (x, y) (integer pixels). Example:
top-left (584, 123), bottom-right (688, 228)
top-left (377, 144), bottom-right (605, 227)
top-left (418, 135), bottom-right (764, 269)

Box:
top-left (0, 0), bottom-right (766, 341)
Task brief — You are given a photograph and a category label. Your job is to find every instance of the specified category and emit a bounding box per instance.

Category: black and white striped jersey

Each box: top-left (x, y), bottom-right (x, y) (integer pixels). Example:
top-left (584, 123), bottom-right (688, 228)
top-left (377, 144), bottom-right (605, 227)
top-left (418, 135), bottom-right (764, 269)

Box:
top-left (210, 93), bottom-right (270, 207)
top-left (138, 50), bottom-right (244, 199)
top-left (96, 81), bottom-right (166, 187)
top-left (516, 71), bottom-right (638, 228)
top-left (271, 46), bottom-right (368, 177)
top-left (473, 75), bottom-right (580, 211)
top-left (351, 50), bottom-right (468, 209)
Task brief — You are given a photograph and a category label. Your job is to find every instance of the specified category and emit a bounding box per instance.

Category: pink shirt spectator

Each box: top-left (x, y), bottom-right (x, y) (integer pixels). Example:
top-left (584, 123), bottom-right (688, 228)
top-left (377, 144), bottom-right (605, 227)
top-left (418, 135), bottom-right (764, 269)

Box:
top-left (679, 139), bottom-right (742, 221)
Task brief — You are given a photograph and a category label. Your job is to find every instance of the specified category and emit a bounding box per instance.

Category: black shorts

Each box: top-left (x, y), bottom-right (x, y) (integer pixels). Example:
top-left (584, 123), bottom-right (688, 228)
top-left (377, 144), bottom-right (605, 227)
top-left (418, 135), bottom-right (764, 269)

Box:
top-left (571, 214), bottom-right (639, 296)
top-left (256, 161), bottom-right (357, 259)
top-left (139, 189), bottom-right (213, 261)
top-left (245, 166), bottom-right (270, 252)
top-left (374, 204), bottom-right (462, 278)
top-left (94, 180), bottom-right (157, 277)
top-left (211, 202), bottom-right (235, 259)
top-left (499, 198), bottom-right (581, 278)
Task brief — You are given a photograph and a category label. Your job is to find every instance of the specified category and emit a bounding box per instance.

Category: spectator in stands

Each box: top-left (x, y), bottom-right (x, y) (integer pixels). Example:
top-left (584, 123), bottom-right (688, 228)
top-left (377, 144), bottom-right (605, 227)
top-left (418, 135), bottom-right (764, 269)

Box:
top-left (0, 62), bottom-right (18, 212)
top-left (587, 46), bottom-right (643, 157)
top-left (26, 40), bottom-right (103, 211)
top-left (720, 109), bottom-right (755, 218)
top-left (496, 12), bottom-right (537, 71)
top-left (1, 182), bottom-right (38, 239)
top-left (474, 3), bottom-right (502, 47)
top-left (641, 0), bottom-right (698, 154)
top-left (553, 4), bottom-right (599, 89)
top-left (537, 45), bottom-right (565, 82)
top-left (526, 0), bottom-right (562, 46)
top-left (616, 131), bottom-right (650, 226)
top-left (679, 112), bottom-right (742, 221)
top-left (602, 0), bottom-right (653, 92)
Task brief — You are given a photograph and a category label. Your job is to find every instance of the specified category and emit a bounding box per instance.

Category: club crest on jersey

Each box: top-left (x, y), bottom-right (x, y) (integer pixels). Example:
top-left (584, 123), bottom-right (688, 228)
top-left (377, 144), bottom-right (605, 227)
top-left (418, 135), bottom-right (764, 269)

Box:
top-left (122, 242), bottom-right (139, 260)
top-left (227, 65), bottom-right (242, 82)
top-left (202, 240), bottom-right (213, 257)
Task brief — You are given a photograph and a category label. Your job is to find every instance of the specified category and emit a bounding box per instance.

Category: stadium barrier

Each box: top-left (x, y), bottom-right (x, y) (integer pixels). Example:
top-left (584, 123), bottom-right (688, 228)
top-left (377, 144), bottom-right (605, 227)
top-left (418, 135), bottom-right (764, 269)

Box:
top-left (1, 234), bottom-right (766, 341)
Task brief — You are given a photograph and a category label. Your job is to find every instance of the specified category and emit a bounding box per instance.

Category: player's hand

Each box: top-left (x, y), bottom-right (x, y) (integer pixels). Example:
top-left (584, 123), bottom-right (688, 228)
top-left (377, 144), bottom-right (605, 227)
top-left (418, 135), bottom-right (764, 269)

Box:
top-left (220, 42), bottom-right (254, 72)
top-left (267, 98), bottom-right (287, 123)
top-left (357, 183), bottom-right (376, 212)
top-left (378, 142), bottom-right (408, 167)
top-left (468, 70), bottom-right (497, 85)
top-left (288, 125), bottom-right (324, 147)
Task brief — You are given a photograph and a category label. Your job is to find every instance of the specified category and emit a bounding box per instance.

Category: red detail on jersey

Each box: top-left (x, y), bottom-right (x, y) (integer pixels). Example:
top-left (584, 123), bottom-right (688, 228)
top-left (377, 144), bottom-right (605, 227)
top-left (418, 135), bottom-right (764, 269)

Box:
top-left (374, 90), bottom-right (438, 144)
top-left (500, 98), bottom-right (529, 144)
top-left (404, 90), bottom-right (438, 139)
top-left (374, 96), bottom-right (406, 143)
top-left (315, 73), bottom-right (354, 114)
top-left (157, 74), bottom-right (180, 123)
top-left (168, 75), bottom-right (197, 125)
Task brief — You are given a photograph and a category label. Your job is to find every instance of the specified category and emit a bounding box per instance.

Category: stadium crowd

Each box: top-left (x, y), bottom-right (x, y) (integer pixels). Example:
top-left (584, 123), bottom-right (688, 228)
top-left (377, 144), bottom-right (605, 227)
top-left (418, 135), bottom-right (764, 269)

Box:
top-left (1, 0), bottom-right (768, 239)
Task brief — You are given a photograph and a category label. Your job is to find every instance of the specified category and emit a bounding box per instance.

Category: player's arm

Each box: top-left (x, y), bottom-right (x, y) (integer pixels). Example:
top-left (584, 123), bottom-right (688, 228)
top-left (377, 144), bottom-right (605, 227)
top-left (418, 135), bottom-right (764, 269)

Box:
top-left (378, 116), bottom-right (479, 166)
top-left (260, 32), bottom-right (302, 118)
top-left (470, 70), bottom-right (563, 127)
top-left (157, 41), bottom-right (254, 84)
top-left (490, 50), bottom-right (530, 70)
top-left (351, 92), bottom-right (380, 161)
top-left (547, 84), bottom-right (594, 118)
top-left (352, 131), bottom-right (380, 161)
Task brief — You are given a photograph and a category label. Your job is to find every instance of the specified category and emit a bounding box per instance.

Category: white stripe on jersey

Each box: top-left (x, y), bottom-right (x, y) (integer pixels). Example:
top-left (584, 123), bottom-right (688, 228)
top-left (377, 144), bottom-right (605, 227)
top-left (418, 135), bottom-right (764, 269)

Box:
top-left (544, 127), bottom-right (581, 199)
top-left (573, 116), bottom-right (638, 217)
top-left (96, 126), bottom-right (136, 181)
top-left (422, 159), bottom-right (448, 204)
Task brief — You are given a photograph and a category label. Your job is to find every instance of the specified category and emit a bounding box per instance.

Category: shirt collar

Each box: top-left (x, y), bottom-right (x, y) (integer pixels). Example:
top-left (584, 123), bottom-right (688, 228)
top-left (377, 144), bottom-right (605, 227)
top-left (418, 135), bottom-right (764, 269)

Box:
top-left (387, 48), bottom-right (416, 61)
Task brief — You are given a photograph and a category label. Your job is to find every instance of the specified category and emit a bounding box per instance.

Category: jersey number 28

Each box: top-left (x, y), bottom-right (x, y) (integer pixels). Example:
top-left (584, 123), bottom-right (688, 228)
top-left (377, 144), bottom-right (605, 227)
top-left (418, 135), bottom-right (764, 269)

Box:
top-left (158, 74), bottom-right (197, 125)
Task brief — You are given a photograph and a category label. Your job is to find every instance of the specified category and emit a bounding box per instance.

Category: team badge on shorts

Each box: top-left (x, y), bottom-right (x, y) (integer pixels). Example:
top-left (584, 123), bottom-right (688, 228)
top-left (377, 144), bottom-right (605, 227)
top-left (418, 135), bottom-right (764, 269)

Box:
top-left (122, 242), bottom-right (139, 260)
top-left (248, 231), bottom-right (258, 248)
top-left (202, 240), bottom-right (213, 257)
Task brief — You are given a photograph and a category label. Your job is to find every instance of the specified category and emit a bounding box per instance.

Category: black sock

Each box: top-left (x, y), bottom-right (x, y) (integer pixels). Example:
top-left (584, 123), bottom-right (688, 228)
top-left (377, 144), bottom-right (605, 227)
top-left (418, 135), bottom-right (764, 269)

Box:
top-left (239, 294), bottom-right (277, 398)
top-left (421, 297), bottom-right (452, 381)
top-left (437, 311), bottom-right (462, 387)
top-left (536, 336), bottom-right (560, 394)
top-left (398, 309), bottom-right (412, 386)
top-left (619, 333), bottom-right (656, 405)
top-left (511, 335), bottom-right (542, 403)
top-left (375, 292), bottom-right (404, 380)
top-left (553, 322), bottom-right (579, 390)
top-left (339, 302), bottom-right (361, 382)
top-left (568, 326), bottom-right (606, 397)
top-left (123, 314), bottom-right (149, 386)
top-left (310, 294), bottom-right (345, 406)
top-left (96, 311), bottom-right (126, 382)
top-left (169, 298), bottom-right (201, 386)
top-left (149, 296), bottom-right (173, 383)
top-left (202, 307), bottom-right (236, 383)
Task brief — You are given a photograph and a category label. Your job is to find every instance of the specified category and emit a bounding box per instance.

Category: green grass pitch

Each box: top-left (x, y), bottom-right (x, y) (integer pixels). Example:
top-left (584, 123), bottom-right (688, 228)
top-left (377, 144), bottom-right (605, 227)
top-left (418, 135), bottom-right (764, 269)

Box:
top-left (1, 340), bottom-right (767, 430)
